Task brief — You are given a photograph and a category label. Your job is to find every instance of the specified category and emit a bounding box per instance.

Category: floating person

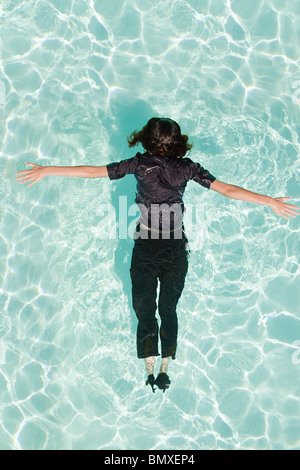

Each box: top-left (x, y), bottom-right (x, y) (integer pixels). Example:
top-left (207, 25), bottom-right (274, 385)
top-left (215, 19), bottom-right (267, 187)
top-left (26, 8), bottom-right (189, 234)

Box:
top-left (16, 117), bottom-right (299, 393)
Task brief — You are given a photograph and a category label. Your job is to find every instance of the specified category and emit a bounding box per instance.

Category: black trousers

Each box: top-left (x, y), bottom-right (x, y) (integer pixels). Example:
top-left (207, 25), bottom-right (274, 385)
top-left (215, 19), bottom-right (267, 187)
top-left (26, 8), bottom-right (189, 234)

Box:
top-left (130, 231), bottom-right (189, 360)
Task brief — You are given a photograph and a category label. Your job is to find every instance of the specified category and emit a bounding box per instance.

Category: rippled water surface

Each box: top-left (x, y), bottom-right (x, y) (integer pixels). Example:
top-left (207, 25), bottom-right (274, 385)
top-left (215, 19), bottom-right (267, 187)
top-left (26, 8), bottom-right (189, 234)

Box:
top-left (0, 0), bottom-right (300, 450)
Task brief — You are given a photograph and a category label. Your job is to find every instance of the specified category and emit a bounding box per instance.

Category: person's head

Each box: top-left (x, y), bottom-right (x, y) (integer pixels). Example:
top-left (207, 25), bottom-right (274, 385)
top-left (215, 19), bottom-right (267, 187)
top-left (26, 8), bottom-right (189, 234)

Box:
top-left (127, 117), bottom-right (193, 157)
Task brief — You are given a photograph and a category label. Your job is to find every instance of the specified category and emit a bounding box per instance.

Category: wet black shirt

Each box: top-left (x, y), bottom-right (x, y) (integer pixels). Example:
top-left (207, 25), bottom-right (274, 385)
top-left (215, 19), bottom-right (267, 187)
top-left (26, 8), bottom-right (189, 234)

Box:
top-left (106, 152), bottom-right (216, 233)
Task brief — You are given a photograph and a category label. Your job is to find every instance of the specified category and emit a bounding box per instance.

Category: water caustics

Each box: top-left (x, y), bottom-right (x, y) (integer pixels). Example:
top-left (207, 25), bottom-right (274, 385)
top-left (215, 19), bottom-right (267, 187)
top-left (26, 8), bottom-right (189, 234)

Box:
top-left (0, 0), bottom-right (300, 450)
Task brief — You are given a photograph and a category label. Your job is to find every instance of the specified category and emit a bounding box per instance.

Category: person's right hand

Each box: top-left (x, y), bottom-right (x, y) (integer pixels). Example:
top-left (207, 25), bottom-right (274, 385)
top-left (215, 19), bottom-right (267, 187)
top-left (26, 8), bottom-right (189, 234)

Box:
top-left (269, 197), bottom-right (299, 220)
top-left (16, 162), bottom-right (47, 187)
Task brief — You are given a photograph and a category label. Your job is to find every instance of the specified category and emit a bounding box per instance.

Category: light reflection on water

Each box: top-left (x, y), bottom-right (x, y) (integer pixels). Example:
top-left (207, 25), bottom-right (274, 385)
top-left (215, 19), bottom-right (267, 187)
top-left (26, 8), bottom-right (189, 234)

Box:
top-left (0, 0), bottom-right (300, 450)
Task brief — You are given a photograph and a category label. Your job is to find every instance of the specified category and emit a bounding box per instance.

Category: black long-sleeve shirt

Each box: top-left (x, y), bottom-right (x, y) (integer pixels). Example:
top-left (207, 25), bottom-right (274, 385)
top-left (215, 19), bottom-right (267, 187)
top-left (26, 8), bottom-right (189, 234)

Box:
top-left (106, 152), bottom-right (216, 234)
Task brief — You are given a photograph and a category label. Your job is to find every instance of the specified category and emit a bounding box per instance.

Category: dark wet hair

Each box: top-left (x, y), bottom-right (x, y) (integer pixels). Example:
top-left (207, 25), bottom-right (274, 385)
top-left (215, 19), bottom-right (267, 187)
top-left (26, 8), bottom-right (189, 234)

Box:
top-left (127, 117), bottom-right (193, 157)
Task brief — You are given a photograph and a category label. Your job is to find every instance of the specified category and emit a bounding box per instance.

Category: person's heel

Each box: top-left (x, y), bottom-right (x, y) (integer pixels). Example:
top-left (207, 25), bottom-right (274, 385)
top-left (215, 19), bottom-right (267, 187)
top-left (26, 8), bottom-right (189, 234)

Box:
top-left (154, 373), bottom-right (171, 393)
top-left (146, 374), bottom-right (156, 393)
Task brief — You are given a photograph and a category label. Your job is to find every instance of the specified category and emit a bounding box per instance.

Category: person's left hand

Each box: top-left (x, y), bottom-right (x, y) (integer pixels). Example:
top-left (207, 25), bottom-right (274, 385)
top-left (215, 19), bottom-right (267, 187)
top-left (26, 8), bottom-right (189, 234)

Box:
top-left (16, 162), bottom-right (47, 187)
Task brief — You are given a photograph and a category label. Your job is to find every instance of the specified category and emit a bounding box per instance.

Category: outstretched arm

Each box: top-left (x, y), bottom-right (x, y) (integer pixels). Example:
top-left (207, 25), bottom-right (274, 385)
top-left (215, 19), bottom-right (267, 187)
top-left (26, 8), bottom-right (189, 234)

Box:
top-left (210, 180), bottom-right (299, 220)
top-left (16, 162), bottom-right (108, 187)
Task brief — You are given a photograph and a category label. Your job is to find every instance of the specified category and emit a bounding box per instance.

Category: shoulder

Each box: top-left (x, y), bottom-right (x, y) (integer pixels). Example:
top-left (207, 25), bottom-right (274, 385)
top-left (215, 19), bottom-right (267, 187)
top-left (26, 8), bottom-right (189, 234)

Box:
top-left (180, 156), bottom-right (194, 165)
top-left (179, 156), bottom-right (198, 170)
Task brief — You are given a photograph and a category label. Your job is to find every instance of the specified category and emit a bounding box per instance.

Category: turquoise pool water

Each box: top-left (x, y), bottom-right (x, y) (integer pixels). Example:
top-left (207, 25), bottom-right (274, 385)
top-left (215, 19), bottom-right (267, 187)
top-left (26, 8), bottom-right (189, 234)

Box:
top-left (1, 0), bottom-right (300, 450)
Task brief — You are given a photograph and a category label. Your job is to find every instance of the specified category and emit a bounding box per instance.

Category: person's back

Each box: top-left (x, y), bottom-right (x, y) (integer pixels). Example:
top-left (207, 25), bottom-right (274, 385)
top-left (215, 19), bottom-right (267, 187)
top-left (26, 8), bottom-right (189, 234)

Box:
top-left (107, 146), bottom-right (216, 239)
top-left (107, 151), bottom-right (215, 204)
